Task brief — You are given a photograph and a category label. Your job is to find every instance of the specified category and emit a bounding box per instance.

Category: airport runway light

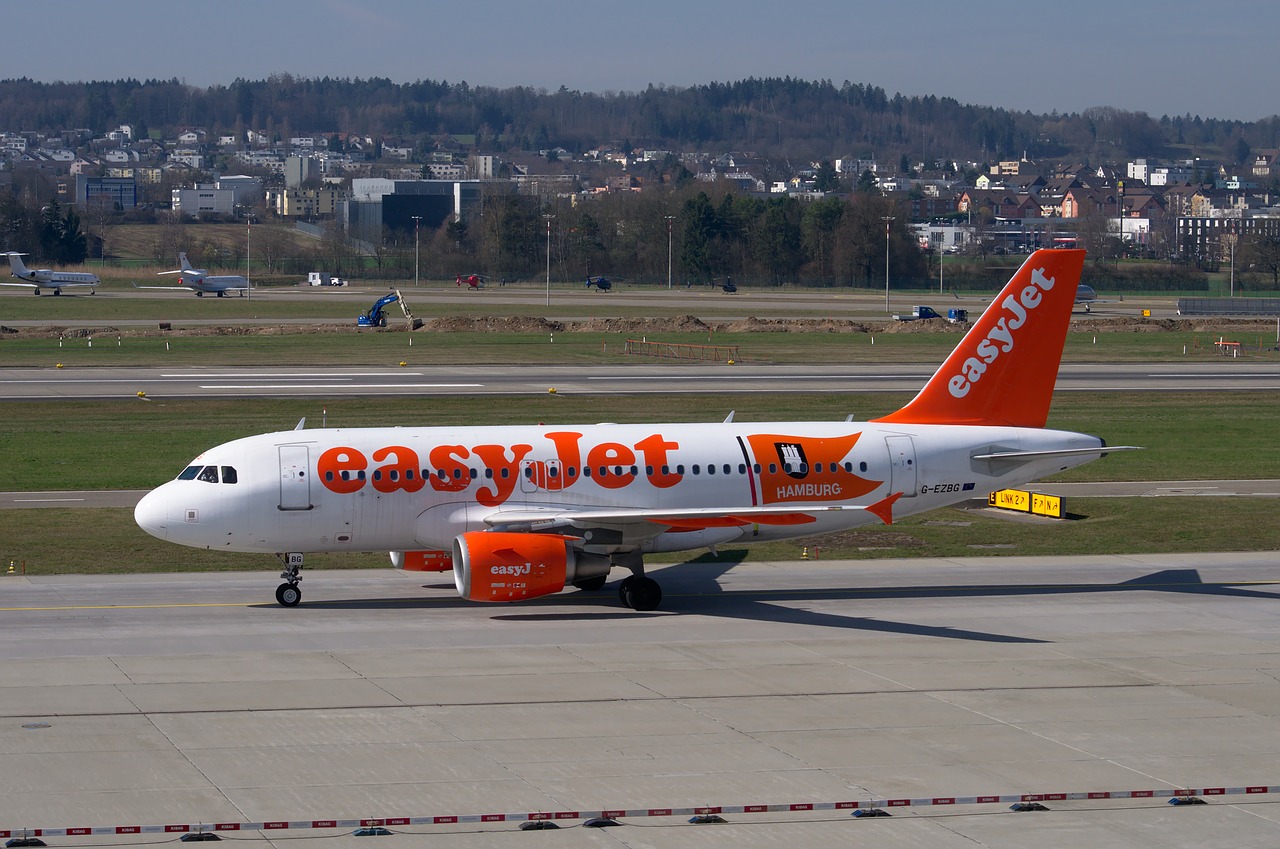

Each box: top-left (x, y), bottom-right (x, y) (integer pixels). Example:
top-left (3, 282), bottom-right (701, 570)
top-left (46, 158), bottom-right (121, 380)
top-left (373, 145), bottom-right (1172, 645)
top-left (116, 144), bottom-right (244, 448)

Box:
top-left (882, 215), bottom-right (895, 312)
top-left (544, 214), bottom-right (555, 307)
top-left (664, 215), bottom-right (675, 289)
top-left (411, 215), bottom-right (422, 287)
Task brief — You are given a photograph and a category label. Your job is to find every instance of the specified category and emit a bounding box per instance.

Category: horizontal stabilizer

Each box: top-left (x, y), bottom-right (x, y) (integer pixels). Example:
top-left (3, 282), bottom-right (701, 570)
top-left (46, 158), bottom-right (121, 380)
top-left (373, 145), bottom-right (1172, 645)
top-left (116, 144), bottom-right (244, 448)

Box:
top-left (972, 446), bottom-right (1142, 461)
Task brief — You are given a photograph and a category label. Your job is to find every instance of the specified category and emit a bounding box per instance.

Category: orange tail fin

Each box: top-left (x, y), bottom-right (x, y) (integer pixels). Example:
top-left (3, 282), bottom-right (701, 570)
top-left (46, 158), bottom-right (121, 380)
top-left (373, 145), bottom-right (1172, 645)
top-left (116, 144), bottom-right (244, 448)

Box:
top-left (873, 249), bottom-right (1085, 428)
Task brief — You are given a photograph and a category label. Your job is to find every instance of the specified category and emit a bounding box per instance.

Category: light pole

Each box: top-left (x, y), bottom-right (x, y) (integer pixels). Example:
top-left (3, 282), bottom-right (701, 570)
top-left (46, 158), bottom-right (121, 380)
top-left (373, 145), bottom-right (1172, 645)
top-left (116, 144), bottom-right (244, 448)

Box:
top-left (938, 236), bottom-right (943, 294)
top-left (882, 215), bottom-right (895, 312)
top-left (245, 215), bottom-right (253, 301)
top-left (411, 215), bottom-right (421, 287)
top-left (1225, 225), bottom-right (1238, 298)
top-left (543, 213), bottom-right (555, 307)
top-left (664, 215), bottom-right (675, 289)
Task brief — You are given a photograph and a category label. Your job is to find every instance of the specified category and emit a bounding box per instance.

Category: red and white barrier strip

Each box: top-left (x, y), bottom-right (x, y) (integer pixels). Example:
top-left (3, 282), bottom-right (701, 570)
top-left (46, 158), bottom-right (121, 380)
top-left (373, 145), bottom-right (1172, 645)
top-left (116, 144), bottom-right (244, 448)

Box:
top-left (4, 784), bottom-right (1277, 837)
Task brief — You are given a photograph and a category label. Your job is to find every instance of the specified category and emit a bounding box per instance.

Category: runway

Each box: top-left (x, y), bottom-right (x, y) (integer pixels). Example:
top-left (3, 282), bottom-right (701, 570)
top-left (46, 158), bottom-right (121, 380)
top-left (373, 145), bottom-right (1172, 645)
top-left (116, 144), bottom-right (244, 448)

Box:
top-left (4, 554), bottom-right (1280, 846)
top-left (4, 361), bottom-right (1280, 400)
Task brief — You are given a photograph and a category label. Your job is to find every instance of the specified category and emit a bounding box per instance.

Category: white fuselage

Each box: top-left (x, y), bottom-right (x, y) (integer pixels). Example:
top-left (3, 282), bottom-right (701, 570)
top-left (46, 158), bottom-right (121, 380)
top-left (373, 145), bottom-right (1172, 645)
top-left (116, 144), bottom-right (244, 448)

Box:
top-left (134, 421), bottom-right (1103, 556)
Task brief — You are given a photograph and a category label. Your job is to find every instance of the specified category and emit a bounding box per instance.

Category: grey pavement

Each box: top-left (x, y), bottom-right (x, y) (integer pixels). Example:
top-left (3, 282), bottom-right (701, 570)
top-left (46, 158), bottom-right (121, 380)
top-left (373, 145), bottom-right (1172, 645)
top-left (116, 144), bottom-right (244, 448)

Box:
top-left (3, 555), bottom-right (1280, 846)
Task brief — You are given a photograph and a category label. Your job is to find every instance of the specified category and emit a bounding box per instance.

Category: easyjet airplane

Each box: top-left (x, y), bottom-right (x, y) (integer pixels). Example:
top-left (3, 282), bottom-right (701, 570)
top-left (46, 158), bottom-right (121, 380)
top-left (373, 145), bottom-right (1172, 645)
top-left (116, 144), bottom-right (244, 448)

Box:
top-left (135, 249), bottom-right (1128, 610)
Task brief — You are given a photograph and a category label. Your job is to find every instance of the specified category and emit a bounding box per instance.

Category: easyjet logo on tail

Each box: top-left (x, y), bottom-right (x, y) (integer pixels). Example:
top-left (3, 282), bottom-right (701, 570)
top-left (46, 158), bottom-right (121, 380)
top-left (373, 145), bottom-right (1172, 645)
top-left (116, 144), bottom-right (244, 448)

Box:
top-left (948, 265), bottom-right (1056, 399)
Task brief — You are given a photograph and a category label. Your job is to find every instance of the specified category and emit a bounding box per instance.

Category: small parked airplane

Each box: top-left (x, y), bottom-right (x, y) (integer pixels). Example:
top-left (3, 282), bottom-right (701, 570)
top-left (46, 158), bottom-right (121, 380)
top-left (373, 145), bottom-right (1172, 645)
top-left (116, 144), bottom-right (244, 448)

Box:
top-left (135, 249), bottom-right (1132, 610)
top-left (1, 252), bottom-right (99, 295)
top-left (134, 252), bottom-right (251, 297)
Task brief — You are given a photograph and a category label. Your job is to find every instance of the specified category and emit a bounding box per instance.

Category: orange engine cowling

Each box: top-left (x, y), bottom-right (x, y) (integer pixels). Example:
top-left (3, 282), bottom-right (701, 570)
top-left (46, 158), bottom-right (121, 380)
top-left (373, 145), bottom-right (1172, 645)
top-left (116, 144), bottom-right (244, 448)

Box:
top-left (389, 550), bottom-right (453, 572)
top-left (452, 532), bottom-right (580, 602)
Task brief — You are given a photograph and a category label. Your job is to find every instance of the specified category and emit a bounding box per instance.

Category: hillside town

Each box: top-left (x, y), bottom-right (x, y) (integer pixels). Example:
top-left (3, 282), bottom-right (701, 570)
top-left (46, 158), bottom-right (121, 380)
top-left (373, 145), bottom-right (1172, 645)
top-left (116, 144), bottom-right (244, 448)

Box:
top-left (4, 120), bottom-right (1280, 284)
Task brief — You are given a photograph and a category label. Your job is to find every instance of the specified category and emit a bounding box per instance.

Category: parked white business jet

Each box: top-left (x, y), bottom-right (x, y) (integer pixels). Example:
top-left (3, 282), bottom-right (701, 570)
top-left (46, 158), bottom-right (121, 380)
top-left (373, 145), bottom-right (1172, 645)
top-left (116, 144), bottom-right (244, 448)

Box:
top-left (2, 252), bottom-right (99, 295)
top-left (136, 249), bottom-right (1129, 610)
top-left (134, 252), bottom-right (250, 297)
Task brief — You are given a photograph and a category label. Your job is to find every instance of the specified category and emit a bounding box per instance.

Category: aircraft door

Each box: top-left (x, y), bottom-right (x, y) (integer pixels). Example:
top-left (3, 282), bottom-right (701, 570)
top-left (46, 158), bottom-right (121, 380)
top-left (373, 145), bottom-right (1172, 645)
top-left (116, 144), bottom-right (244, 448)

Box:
top-left (278, 445), bottom-right (313, 510)
top-left (885, 435), bottom-right (918, 497)
top-left (519, 459), bottom-right (564, 494)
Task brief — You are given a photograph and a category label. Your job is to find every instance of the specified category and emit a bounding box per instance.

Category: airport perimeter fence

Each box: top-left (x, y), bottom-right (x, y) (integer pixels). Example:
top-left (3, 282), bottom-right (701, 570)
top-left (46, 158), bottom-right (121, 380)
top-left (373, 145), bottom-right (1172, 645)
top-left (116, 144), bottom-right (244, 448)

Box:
top-left (1178, 297), bottom-right (1280, 316)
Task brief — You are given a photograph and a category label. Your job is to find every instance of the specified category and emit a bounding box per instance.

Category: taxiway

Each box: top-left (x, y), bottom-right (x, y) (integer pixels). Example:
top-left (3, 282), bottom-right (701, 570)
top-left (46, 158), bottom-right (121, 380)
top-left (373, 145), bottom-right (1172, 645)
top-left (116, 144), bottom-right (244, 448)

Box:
top-left (4, 554), bottom-right (1280, 846)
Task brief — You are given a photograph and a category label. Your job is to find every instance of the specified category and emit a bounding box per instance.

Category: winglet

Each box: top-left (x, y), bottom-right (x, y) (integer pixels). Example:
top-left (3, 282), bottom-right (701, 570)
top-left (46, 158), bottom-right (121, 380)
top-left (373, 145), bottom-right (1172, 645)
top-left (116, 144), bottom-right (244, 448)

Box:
top-left (873, 249), bottom-right (1085, 428)
top-left (866, 491), bottom-right (903, 525)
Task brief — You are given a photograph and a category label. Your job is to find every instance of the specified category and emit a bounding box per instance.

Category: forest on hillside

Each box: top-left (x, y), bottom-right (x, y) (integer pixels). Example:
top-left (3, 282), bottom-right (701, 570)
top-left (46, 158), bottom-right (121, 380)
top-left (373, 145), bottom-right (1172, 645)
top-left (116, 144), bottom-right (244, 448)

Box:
top-left (3, 75), bottom-right (1279, 167)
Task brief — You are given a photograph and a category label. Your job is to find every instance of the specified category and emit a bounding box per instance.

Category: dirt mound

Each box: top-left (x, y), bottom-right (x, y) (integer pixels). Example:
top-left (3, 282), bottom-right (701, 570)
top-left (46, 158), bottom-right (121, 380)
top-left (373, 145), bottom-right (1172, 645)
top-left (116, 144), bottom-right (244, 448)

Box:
top-left (428, 316), bottom-right (565, 333)
top-left (877, 318), bottom-right (967, 334)
top-left (1075, 316), bottom-right (1179, 332)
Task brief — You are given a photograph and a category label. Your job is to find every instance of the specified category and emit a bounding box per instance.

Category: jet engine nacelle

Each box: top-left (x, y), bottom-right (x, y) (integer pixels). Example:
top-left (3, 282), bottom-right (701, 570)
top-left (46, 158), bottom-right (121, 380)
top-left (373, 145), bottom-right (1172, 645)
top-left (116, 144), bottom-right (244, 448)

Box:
top-left (452, 531), bottom-right (603, 602)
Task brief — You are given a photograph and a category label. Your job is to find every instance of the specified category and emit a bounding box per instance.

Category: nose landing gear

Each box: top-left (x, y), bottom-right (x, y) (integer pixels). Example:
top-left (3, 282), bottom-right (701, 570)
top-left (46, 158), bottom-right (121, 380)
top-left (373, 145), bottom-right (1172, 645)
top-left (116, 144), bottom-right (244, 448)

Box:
top-left (276, 553), bottom-right (304, 606)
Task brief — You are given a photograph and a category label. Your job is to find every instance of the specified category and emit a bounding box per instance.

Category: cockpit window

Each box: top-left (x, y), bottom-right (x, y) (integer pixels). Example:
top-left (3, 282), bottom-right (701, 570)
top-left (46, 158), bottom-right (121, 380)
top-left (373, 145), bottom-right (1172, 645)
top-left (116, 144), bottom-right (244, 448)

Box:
top-left (221, 466), bottom-right (238, 484)
top-left (196, 465), bottom-right (219, 483)
top-left (177, 466), bottom-right (201, 481)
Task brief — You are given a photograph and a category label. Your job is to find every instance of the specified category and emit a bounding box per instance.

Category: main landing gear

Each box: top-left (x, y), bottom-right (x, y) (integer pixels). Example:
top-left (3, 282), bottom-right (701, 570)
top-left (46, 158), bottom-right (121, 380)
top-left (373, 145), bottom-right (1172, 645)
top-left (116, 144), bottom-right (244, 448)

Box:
top-left (276, 553), bottom-right (303, 607)
top-left (613, 553), bottom-right (662, 611)
top-left (618, 575), bottom-right (662, 611)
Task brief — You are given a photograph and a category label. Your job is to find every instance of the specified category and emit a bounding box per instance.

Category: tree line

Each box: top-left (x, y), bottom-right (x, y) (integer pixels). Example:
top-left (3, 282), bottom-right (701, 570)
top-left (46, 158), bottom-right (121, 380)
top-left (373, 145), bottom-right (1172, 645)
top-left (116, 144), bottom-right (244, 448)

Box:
top-left (3, 76), bottom-right (1278, 169)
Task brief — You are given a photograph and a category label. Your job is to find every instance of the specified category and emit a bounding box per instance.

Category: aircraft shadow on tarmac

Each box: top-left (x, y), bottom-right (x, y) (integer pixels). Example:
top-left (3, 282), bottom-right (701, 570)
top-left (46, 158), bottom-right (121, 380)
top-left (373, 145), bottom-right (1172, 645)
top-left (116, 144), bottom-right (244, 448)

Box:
top-left (260, 564), bottom-right (1279, 645)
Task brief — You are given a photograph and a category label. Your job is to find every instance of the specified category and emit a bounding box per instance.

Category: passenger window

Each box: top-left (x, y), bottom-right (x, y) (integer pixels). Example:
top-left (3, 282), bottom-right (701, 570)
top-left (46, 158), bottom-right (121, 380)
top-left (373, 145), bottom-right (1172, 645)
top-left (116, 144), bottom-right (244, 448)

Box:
top-left (693, 464), bottom-right (701, 475)
top-left (501, 468), bottom-right (510, 479)
top-left (221, 467), bottom-right (237, 484)
top-left (549, 466), bottom-right (559, 478)
top-left (859, 461), bottom-right (868, 472)
top-left (707, 464), bottom-right (715, 475)
top-left (178, 466), bottom-right (201, 481)
top-left (197, 465), bottom-right (219, 483)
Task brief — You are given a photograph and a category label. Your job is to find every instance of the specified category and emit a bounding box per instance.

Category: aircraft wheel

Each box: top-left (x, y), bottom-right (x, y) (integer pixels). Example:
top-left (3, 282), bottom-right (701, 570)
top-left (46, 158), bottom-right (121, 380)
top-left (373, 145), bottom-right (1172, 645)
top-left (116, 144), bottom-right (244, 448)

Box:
top-left (573, 575), bottom-right (607, 592)
top-left (195, 291), bottom-right (204, 297)
top-left (53, 289), bottom-right (61, 296)
top-left (216, 291), bottom-right (225, 297)
top-left (32, 289), bottom-right (40, 295)
top-left (622, 576), bottom-right (662, 611)
top-left (618, 575), bottom-right (635, 606)
top-left (275, 582), bottom-right (302, 607)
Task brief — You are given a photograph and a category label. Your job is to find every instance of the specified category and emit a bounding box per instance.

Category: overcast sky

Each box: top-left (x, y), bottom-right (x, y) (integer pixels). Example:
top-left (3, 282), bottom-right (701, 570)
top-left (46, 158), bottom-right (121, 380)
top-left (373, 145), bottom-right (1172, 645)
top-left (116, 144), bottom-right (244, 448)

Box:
top-left (11, 0), bottom-right (1276, 123)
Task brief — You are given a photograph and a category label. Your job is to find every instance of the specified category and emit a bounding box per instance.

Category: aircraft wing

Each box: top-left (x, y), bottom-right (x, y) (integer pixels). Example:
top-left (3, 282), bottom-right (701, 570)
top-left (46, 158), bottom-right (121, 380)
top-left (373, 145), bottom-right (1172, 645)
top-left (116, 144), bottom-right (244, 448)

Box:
top-left (0, 281), bottom-right (38, 288)
top-left (132, 282), bottom-right (192, 290)
top-left (482, 493), bottom-right (904, 538)
top-left (2, 281), bottom-right (96, 288)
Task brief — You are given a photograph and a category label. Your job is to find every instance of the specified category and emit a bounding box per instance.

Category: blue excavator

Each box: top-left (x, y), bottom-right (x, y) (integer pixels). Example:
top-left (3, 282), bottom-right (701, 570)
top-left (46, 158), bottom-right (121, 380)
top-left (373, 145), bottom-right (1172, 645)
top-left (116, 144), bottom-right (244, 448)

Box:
top-left (357, 288), bottom-right (420, 328)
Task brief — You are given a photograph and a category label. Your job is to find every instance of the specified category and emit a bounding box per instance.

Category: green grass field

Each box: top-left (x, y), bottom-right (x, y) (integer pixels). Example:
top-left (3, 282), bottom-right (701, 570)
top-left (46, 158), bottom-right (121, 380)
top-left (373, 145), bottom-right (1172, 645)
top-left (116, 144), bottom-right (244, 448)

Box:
top-left (1, 390), bottom-right (1278, 575)
top-left (4, 324), bottom-right (1278, 367)
top-left (3, 273), bottom-right (1278, 575)
top-left (4, 392), bottom-right (1278, 491)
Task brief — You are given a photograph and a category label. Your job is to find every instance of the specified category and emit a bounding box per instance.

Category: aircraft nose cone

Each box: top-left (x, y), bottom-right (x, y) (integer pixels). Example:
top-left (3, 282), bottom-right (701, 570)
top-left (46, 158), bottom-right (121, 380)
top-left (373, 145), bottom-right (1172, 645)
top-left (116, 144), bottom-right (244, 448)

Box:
top-left (134, 488), bottom-right (169, 540)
